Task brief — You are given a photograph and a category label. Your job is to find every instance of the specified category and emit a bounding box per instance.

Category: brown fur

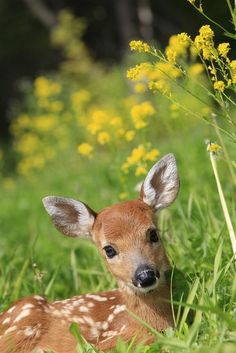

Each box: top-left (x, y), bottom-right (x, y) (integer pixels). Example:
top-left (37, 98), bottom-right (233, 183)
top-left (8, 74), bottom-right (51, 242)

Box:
top-left (0, 152), bottom-right (180, 352)
top-left (0, 200), bottom-right (173, 353)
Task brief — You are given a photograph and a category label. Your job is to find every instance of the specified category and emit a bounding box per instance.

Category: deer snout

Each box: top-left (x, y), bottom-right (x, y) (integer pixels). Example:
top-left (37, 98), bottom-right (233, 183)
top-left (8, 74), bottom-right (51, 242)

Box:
top-left (132, 265), bottom-right (160, 288)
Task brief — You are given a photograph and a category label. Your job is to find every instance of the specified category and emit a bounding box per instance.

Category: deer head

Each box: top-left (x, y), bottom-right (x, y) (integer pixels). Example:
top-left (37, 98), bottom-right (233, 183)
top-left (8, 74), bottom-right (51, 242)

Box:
top-left (43, 153), bottom-right (179, 295)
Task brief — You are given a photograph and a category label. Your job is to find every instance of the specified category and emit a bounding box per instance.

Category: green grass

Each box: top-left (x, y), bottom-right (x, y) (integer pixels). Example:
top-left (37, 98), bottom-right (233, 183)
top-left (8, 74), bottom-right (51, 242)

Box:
top-left (0, 121), bottom-right (236, 352)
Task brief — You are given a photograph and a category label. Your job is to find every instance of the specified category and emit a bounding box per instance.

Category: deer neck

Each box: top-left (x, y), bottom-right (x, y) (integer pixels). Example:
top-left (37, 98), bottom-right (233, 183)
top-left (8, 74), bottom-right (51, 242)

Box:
top-left (119, 282), bottom-right (173, 331)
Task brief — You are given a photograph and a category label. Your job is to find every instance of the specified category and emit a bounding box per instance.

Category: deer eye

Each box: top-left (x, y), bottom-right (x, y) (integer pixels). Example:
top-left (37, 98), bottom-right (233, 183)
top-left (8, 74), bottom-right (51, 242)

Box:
top-left (103, 245), bottom-right (117, 258)
top-left (149, 229), bottom-right (159, 243)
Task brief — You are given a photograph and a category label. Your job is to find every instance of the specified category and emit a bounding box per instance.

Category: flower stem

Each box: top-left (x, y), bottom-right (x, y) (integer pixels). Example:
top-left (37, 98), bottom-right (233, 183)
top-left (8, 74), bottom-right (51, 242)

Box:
top-left (212, 115), bottom-right (236, 187)
top-left (209, 151), bottom-right (236, 260)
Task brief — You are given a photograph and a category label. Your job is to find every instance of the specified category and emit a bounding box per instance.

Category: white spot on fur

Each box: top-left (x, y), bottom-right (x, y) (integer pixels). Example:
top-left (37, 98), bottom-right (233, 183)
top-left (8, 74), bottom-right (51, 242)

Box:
top-left (14, 309), bottom-right (31, 322)
top-left (102, 330), bottom-right (118, 338)
top-left (5, 326), bottom-right (17, 335)
top-left (24, 326), bottom-right (36, 337)
top-left (33, 296), bottom-right (44, 301)
top-left (71, 316), bottom-right (84, 324)
top-left (22, 304), bottom-right (35, 310)
top-left (107, 314), bottom-right (114, 323)
top-left (90, 326), bottom-right (99, 338)
top-left (102, 321), bottom-right (109, 330)
top-left (83, 316), bottom-right (95, 326)
top-left (79, 306), bottom-right (89, 313)
top-left (52, 309), bottom-right (63, 318)
top-left (7, 306), bottom-right (16, 314)
top-left (86, 294), bottom-right (107, 302)
top-left (2, 317), bottom-right (11, 325)
top-left (113, 305), bottom-right (126, 315)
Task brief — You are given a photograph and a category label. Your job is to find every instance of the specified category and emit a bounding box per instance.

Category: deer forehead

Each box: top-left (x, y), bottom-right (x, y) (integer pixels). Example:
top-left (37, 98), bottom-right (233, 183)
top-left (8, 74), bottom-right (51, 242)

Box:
top-left (93, 200), bottom-right (155, 246)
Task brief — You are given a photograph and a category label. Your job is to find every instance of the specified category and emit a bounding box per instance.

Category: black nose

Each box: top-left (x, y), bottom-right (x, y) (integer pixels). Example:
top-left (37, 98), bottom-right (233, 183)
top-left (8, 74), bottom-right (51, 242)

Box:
top-left (133, 265), bottom-right (159, 288)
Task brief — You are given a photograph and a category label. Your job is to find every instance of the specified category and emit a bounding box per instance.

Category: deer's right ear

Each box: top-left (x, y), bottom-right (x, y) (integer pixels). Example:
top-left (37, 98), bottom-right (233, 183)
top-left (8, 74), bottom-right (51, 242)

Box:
top-left (42, 196), bottom-right (96, 238)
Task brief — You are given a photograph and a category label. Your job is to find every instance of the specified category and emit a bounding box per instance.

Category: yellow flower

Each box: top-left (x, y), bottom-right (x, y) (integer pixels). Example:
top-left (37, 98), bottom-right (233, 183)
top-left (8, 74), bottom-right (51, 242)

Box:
top-left (193, 25), bottom-right (215, 60)
top-left (109, 116), bottom-right (122, 127)
top-left (177, 33), bottom-right (191, 45)
top-left (121, 162), bottom-right (129, 174)
top-left (217, 43), bottom-right (230, 58)
top-left (165, 47), bottom-right (177, 63)
top-left (134, 83), bottom-right (146, 93)
top-left (148, 79), bottom-right (170, 95)
top-left (207, 142), bottom-right (222, 154)
top-left (131, 101), bottom-right (155, 129)
top-left (165, 34), bottom-right (190, 62)
top-left (170, 103), bottom-right (179, 111)
top-left (230, 60), bottom-right (236, 70)
top-left (125, 130), bottom-right (135, 142)
top-left (202, 47), bottom-right (216, 60)
top-left (87, 110), bottom-right (108, 135)
top-left (144, 149), bottom-right (159, 161)
top-left (34, 115), bottom-right (57, 132)
top-left (71, 90), bottom-right (90, 109)
top-left (34, 77), bottom-right (61, 98)
top-left (127, 62), bottom-right (151, 81)
top-left (97, 131), bottom-right (110, 145)
top-left (127, 145), bottom-right (146, 165)
top-left (135, 165), bottom-right (147, 176)
top-left (129, 40), bottom-right (151, 53)
top-left (78, 143), bottom-right (93, 157)
top-left (199, 25), bottom-right (214, 40)
top-left (188, 63), bottom-right (204, 76)
top-left (230, 61), bottom-right (236, 84)
top-left (15, 133), bottom-right (40, 155)
top-left (213, 81), bottom-right (225, 92)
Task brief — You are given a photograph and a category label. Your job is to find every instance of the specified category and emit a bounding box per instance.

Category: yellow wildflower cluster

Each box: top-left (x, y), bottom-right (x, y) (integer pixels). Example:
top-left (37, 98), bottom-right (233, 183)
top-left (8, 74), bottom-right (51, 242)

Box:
top-left (165, 34), bottom-right (190, 63)
top-left (213, 81), bottom-right (225, 92)
top-left (78, 143), bottom-right (93, 157)
top-left (194, 25), bottom-right (216, 60)
top-left (127, 62), bottom-right (152, 81)
top-left (86, 109), bottom-right (120, 144)
top-left (122, 144), bottom-right (159, 176)
top-left (34, 77), bottom-right (61, 98)
top-left (207, 142), bottom-right (222, 154)
top-left (217, 43), bottom-right (230, 58)
top-left (131, 101), bottom-right (155, 129)
top-left (129, 40), bottom-right (151, 53)
top-left (230, 60), bottom-right (236, 84)
top-left (127, 60), bottom-right (182, 95)
top-left (71, 90), bottom-right (90, 111)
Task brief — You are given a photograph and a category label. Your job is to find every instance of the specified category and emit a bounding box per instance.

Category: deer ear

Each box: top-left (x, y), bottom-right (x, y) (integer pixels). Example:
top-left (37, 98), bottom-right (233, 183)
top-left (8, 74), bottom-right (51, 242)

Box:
top-left (140, 154), bottom-right (180, 211)
top-left (42, 196), bottom-right (96, 238)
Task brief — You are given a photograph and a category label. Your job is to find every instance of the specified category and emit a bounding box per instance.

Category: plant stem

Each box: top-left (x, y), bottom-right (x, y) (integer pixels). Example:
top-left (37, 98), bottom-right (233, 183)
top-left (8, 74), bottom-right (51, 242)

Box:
top-left (212, 115), bottom-right (236, 187)
top-left (209, 151), bottom-right (236, 260)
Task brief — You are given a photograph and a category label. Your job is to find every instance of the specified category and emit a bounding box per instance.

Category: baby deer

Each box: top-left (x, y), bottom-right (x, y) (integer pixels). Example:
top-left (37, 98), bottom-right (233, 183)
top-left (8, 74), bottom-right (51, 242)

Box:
top-left (0, 153), bottom-right (179, 353)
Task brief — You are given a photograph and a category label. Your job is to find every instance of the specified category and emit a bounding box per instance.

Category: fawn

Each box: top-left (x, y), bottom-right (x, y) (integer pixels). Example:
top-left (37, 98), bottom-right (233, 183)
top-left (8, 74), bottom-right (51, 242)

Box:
top-left (0, 153), bottom-right (180, 353)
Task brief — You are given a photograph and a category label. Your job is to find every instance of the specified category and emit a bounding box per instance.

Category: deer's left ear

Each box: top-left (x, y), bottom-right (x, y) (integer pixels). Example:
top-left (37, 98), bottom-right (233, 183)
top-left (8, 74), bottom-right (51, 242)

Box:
top-left (140, 153), bottom-right (180, 211)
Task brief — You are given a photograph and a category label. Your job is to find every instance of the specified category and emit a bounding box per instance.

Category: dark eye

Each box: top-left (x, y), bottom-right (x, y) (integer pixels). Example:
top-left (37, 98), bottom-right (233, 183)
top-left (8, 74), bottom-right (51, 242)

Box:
top-left (103, 245), bottom-right (117, 258)
top-left (149, 229), bottom-right (159, 243)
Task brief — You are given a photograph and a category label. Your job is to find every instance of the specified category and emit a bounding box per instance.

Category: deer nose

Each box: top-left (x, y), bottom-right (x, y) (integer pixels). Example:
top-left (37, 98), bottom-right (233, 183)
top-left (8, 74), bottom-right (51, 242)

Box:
top-left (133, 265), bottom-right (159, 288)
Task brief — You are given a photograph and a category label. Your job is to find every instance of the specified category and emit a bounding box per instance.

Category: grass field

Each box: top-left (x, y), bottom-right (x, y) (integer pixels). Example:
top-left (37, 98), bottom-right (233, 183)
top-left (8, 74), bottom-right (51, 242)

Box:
top-left (0, 6), bottom-right (236, 353)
